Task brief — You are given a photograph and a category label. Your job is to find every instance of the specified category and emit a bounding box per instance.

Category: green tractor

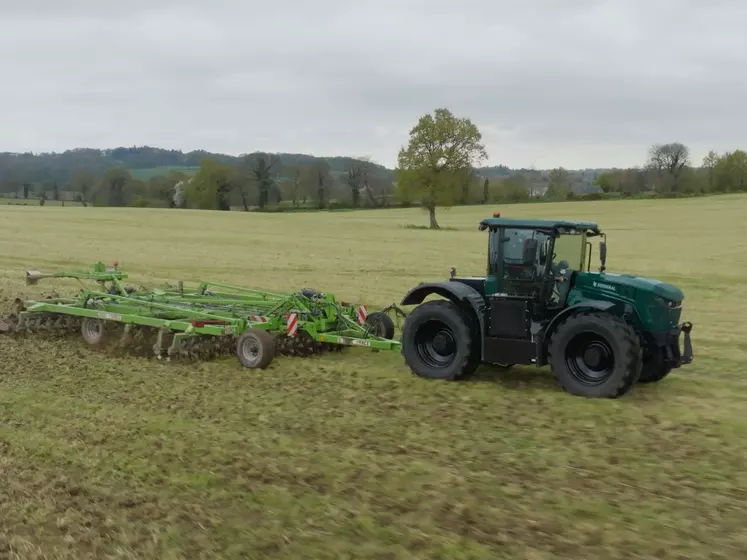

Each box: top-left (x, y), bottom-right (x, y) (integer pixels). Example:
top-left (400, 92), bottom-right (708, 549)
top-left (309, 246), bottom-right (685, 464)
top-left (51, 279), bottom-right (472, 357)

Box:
top-left (399, 214), bottom-right (693, 398)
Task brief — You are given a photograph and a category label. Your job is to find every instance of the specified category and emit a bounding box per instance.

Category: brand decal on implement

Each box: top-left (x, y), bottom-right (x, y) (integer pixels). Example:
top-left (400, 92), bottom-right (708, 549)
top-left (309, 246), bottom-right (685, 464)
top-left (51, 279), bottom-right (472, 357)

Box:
top-left (340, 337), bottom-right (371, 347)
top-left (98, 312), bottom-right (122, 320)
top-left (593, 281), bottom-right (616, 291)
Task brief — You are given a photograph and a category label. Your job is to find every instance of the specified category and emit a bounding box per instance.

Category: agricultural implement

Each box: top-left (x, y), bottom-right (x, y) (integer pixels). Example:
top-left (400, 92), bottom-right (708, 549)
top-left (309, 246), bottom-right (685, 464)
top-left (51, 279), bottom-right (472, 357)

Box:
top-left (0, 262), bottom-right (406, 368)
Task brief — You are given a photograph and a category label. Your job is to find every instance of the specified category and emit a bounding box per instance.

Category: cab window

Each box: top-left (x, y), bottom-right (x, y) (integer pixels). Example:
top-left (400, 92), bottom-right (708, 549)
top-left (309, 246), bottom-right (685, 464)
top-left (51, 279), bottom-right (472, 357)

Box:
top-left (497, 228), bottom-right (550, 296)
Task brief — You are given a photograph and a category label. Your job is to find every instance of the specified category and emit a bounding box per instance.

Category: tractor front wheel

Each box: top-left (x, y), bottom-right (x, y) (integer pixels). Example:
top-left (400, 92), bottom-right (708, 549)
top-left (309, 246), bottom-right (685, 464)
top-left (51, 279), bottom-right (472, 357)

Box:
top-left (401, 300), bottom-right (474, 381)
top-left (638, 348), bottom-right (673, 383)
top-left (548, 311), bottom-right (641, 398)
top-left (236, 328), bottom-right (276, 369)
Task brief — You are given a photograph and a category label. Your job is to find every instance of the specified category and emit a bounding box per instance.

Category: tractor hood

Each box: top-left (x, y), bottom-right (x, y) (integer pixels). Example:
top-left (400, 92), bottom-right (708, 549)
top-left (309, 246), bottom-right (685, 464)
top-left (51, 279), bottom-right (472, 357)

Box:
top-left (582, 272), bottom-right (684, 301)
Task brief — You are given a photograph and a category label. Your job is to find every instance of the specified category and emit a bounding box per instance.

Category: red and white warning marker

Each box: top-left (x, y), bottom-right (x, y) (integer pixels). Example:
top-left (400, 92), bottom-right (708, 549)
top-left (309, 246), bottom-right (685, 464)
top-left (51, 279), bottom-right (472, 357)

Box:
top-left (249, 315), bottom-right (268, 323)
top-left (356, 305), bottom-right (368, 325)
top-left (286, 313), bottom-right (298, 337)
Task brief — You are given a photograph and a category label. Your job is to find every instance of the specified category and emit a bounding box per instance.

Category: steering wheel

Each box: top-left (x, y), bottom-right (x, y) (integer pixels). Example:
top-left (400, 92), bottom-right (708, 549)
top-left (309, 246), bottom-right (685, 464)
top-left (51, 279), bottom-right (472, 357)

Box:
top-left (550, 260), bottom-right (569, 301)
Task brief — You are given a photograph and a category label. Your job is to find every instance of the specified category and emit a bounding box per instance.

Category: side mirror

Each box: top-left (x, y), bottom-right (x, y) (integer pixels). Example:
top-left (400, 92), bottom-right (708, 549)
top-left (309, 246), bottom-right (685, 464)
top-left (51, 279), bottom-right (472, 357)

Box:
top-left (600, 241), bottom-right (607, 272)
top-left (523, 238), bottom-right (538, 264)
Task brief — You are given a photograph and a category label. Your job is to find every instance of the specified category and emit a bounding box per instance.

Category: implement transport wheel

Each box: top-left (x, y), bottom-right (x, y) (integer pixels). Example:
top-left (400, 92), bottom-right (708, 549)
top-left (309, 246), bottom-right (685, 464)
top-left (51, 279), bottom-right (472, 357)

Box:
top-left (81, 318), bottom-right (106, 346)
top-left (638, 348), bottom-right (672, 384)
top-left (548, 311), bottom-right (641, 398)
top-left (236, 328), bottom-right (276, 369)
top-left (401, 300), bottom-right (474, 381)
top-left (366, 311), bottom-right (395, 339)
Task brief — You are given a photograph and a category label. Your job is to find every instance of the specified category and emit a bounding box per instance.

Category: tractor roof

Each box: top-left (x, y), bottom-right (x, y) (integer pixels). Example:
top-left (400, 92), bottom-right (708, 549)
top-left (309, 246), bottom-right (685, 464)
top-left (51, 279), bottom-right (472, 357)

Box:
top-left (478, 216), bottom-right (600, 234)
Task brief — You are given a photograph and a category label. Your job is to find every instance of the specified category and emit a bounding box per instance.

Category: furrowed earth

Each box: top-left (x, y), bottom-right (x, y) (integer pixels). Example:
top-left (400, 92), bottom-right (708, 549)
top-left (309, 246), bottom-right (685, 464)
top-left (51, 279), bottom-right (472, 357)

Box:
top-left (1, 196), bottom-right (746, 559)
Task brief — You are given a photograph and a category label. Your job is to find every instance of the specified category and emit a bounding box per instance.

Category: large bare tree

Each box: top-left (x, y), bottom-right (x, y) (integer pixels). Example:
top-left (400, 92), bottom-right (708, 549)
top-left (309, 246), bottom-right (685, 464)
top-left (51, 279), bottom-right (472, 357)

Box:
top-left (647, 143), bottom-right (690, 192)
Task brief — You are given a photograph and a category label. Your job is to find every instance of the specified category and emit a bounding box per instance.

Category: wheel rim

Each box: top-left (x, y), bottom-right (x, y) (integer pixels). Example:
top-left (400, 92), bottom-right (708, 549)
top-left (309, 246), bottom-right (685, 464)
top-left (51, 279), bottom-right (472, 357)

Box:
top-left (83, 319), bottom-right (102, 342)
top-left (564, 331), bottom-right (615, 385)
top-left (239, 336), bottom-right (261, 366)
top-left (414, 319), bottom-right (458, 369)
top-left (367, 314), bottom-right (388, 338)
top-left (369, 320), bottom-right (384, 337)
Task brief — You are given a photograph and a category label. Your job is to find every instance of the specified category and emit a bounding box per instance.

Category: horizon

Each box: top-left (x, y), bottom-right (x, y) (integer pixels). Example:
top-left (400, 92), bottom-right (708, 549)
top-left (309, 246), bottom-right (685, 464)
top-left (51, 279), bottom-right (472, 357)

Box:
top-left (0, 143), bottom-right (711, 173)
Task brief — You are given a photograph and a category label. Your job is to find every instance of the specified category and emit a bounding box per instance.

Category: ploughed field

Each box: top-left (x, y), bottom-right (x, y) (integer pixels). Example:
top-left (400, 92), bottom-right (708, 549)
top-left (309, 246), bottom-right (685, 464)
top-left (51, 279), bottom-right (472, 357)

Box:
top-left (1, 196), bottom-right (746, 559)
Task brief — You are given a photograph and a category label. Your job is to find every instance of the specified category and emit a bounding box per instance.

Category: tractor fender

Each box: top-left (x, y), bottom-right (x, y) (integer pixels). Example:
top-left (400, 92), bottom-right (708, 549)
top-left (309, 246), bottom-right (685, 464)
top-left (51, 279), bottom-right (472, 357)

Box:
top-left (537, 300), bottom-right (617, 365)
top-left (401, 281), bottom-right (486, 336)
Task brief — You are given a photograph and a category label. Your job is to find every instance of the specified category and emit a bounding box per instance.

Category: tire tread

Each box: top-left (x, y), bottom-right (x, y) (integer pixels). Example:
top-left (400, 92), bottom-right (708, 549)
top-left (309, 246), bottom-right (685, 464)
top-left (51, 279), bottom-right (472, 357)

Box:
top-left (548, 310), bottom-right (641, 398)
top-left (236, 327), bottom-right (276, 369)
top-left (402, 300), bottom-right (473, 380)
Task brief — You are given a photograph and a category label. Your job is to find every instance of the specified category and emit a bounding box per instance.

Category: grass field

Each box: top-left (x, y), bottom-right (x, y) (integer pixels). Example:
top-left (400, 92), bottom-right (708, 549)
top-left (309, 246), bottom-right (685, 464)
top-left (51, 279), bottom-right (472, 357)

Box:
top-left (1, 196), bottom-right (746, 559)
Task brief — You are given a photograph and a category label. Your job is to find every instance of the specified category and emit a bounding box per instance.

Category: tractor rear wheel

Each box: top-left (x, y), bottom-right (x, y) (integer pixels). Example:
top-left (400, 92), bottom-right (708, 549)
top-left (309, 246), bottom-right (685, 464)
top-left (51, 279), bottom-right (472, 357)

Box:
top-left (401, 300), bottom-right (474, 381)
top-left (236, 328), bottom-right (275, 369)
top-left (548, 311), bottom-right (641, 398)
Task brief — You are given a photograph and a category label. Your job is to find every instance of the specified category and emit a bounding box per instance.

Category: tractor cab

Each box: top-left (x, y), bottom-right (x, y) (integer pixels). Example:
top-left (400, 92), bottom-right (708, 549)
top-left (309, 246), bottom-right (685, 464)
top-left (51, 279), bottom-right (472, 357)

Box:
top-left (477, 213), bottom-right (604, 311)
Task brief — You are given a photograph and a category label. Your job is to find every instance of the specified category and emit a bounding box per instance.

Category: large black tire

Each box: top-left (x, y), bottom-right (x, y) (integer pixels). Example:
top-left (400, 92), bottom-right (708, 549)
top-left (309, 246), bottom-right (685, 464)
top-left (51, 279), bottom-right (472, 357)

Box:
top-left (366, 311), bottom-right (395, 339)
top-left (236, 328), bottom-right (276, 369)
top-left (638, 348), bottom-right (673, 384)
top-left (401, 300), bottom-right (474, 381)
top-left (547, 311), bottom-right (641, 398)
top-left (459, 304), bottom-right (482, 379)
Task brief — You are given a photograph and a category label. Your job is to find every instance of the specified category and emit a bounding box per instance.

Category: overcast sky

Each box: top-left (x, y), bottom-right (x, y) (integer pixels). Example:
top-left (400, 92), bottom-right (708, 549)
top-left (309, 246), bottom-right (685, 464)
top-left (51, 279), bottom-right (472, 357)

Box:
top-left (1, 0), bottom-right (746, 169)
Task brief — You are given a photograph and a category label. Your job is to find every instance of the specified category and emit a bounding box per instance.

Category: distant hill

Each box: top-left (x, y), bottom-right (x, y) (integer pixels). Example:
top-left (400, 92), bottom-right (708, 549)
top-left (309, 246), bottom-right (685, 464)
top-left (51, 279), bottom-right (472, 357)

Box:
top-left (0, 146), bottom-right (396, 190)
top-left (0, 145), bottom-right (611, 195)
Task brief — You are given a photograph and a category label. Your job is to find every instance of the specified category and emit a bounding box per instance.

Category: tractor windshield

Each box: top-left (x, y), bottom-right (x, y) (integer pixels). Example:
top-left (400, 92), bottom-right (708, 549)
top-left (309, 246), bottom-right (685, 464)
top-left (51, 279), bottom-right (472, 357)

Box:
top-left (550, 231), bottom-right (586, 273)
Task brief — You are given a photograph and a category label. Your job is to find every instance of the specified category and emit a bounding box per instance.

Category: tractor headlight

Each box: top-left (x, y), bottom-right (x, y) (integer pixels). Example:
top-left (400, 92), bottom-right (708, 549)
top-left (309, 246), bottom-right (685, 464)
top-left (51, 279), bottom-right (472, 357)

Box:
top-left (650, 295), bottom-right (681, 309)
top-left (649, 294), bottom-right (667, 308)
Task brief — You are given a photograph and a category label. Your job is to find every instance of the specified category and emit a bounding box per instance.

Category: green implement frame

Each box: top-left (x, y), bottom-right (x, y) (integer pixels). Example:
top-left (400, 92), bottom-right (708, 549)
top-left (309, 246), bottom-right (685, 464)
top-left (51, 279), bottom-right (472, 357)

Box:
top-left (3, 262), bottom-right (406, 369)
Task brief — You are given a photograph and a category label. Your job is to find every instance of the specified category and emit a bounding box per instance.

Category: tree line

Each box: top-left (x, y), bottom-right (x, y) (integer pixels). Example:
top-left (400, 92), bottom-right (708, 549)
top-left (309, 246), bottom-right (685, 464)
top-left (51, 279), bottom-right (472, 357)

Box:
top-left (0, 150), bottom-right (398, 210)
top-left (594, 143), bottom-right (747, 197)
top-left (177, 154), bottom-right (395, 211)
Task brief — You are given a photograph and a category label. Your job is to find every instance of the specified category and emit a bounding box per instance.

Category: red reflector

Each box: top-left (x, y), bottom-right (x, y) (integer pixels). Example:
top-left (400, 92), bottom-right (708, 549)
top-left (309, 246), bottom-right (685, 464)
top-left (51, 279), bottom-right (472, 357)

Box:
top-left (191, 320), bottom-right (227, 328)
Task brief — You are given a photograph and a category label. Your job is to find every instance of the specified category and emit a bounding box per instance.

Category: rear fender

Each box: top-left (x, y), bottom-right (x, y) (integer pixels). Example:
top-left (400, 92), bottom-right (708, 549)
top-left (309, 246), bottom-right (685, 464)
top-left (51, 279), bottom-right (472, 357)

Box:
top-left (401, 281), bottom-right (486, 337)
top-left (538, 300), bottom-right (617, 366)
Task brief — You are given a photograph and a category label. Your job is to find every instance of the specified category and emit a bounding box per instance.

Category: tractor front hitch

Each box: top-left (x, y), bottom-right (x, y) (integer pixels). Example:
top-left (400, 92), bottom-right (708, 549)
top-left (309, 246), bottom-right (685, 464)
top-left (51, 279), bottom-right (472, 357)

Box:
top-left (680, 321), bottom-right (693, 365)
top-left (660, 321), bottom-right (693, 368)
